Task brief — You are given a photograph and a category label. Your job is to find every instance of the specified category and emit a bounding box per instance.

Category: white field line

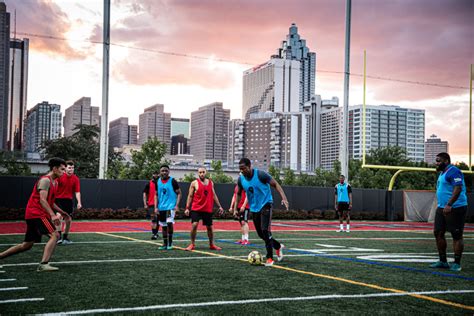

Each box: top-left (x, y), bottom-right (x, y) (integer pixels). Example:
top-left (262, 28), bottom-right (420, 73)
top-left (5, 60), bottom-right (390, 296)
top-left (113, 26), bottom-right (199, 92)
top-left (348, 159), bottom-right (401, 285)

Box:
top-left (38, 290), bottom-right (474, 315)
top-left (1, 236), bottom-right (472, 247)
top-left (0, 297), bottom-right (44, 304)
top-left (0, 286), bottom-right (28, 291)
top-left (0, 278), bottom-right (16, 282)
top-left (3, 252), bottom-right (474, 268)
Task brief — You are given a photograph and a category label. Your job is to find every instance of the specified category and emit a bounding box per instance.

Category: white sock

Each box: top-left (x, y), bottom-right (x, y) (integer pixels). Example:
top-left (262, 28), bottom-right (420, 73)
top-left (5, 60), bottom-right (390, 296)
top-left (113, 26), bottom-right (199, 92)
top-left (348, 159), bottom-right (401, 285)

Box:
top-left (347, 224), bottom-right (350, 230)
top-left (242, 234), bottom-right (245, 240)
top-left (340, 224), bottom-right (344, 230)
top-left (244, 234), bottom-right (249, 241)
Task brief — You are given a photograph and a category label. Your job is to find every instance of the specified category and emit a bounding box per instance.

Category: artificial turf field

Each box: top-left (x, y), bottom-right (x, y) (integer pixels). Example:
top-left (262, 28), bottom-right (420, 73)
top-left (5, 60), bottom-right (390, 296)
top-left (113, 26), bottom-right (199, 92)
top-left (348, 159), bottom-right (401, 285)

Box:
top-left (0, 220), bottom-right (473, 315)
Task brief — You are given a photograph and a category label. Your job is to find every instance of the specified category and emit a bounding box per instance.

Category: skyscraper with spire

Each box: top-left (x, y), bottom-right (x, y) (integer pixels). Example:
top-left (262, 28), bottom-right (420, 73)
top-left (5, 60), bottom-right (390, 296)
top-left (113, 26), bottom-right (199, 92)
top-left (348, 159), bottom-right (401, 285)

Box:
top-left (276, 23), bottom-right (316, 112)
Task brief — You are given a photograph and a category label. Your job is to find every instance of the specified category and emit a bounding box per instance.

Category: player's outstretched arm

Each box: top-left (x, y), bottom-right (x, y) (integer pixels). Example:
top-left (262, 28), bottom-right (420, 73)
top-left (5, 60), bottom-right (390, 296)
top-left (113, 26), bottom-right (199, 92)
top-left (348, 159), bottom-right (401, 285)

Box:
top-left (270, 179), bottom-right (289, 210)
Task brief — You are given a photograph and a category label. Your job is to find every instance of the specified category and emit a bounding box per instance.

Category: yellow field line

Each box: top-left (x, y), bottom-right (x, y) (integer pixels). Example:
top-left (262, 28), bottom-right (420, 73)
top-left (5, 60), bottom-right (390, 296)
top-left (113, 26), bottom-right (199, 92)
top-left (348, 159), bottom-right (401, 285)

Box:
top-left (96, 232), bottom-right (474, 311)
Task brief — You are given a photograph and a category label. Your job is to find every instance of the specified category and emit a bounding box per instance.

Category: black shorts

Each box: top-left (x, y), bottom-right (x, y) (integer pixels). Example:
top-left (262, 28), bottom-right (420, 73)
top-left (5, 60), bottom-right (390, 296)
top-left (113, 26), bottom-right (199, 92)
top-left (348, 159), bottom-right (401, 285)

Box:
top-left (191, 211), bottom-right (213, 226)
top-left (158, 210), bottom-right (175, 226)
top-left (236, 209), bottom-right (249, 223)
top-left (434, 206), bottom-right (467, 235)
top-left (56, 198), bottom-right (74, 215)
top-left (25, 218), bottom-right (56, 243)
top-left (337, 202), bottom-right (350, 214)
top-left (146, 206), bottom-right (157, 223)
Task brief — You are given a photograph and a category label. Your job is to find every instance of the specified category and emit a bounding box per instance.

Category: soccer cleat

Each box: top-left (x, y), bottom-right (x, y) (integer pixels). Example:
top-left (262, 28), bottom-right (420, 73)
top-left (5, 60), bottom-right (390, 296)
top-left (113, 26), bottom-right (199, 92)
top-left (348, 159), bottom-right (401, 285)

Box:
top-left (185, 244), bottom-right (195, 251)
top-left (158, 246), bottom-right (168, 250)
top-left (235, 240), bottom-right (243, 244)
top-left (61, 239), bottom-right (72, 245)
top-left (276, 244), bottom-right (285, 262)
top-left (242, 240), bottom-right (250, 245)
top-left (37, 263), bottom-right (59, 272)
top-left (151, 235), bottom-right (158, 240)
top-left (56, 239), bottom-right (63, 245)
top-left (449, 263), bottom-right (462, 272)
top-left (429, 261), bottom-right (450, 269)
top-left (336, 229), bottom-right (343, 232)
top-left (264, 258), bottom-right (274, 266)
top-left (166, 246), bottom-right (173, 250)
top-left (346, 230), bottom-right (350, 233)
top-left (209, 244), bottom-right (222, 250)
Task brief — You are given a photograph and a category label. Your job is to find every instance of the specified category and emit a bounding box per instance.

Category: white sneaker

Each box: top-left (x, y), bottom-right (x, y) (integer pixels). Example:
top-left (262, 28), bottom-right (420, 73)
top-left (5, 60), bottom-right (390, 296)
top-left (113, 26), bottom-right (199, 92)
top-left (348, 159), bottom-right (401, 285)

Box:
top-left (56, 239), bottom-right (63, 245)
top-left (346, 230), bottom-right (350, 233)
top-left (336, 229), bottom-right (344, 232)
top-left (61, 239), bottom-right (73, 245)
top-left (37, 263), bottom-right (59, 272)
top-left (276, 244), bottom-right (285, 262)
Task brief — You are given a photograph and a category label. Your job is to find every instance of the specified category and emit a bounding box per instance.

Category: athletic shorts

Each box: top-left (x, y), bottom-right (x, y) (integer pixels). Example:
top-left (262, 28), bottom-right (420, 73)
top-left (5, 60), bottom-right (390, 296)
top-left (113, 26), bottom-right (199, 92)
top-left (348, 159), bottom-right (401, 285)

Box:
top-left (434, 206), bottom-right (467, 235)
top-left (158, 210), bottom-right (175, 227)
top-left (146, 206), bottom-right (158, 223)
top-left (235, 209), bottom-right (249, 223)
top-left (55, 198), bottom-right (74, 215)
top-left (191, 211), bottom-right (213, 226)
top-left (25, 218), bottom-right (56, 243)
top-left (337, 202), bottom-right (350, 214)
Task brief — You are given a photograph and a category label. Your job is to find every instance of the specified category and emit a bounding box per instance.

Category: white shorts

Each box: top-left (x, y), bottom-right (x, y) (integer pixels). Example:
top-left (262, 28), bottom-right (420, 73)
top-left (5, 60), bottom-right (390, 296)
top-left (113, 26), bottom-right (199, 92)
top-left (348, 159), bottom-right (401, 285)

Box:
top-left (158, 210), bottom-right (175, 227)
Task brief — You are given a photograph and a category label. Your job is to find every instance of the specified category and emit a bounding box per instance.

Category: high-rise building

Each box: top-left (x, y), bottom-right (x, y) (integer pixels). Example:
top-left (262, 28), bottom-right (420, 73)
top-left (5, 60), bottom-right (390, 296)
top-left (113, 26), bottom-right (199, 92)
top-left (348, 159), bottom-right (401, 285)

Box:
top-left (349, 105), bottom-right (425, 162)
top-left (242, 58), bottom-right (300, 119)
top-left (63, 97), bottom-right (100, 137)
top-left (138, 104), bottom-right (171, 149)
top-left (170, 134), bottom-right (188, 155)
top-left (227, 119), bottom-right (245, 168)
top-left (171, 118), bottom-right (190, 138)
top-left (0, 3), bottom-right (9, 150)
top-left (109, 117), bottom-right (138, 149)
top-left (425, 134), bottom-right (449, 164)
top-left (24, 101), bottom-right (61, 153)
top-left (190, 102), bottom-right (230, 161)
top-left (276, 23), bottom-right (316, 111)
top-left (6, 38), bottom-right (29, 151)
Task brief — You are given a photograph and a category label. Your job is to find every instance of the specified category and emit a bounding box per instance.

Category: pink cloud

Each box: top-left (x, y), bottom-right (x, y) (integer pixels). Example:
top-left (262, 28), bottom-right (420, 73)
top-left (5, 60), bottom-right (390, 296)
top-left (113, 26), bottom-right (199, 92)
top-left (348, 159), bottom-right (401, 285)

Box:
top-left (5, 0), bottom-right (88, 60)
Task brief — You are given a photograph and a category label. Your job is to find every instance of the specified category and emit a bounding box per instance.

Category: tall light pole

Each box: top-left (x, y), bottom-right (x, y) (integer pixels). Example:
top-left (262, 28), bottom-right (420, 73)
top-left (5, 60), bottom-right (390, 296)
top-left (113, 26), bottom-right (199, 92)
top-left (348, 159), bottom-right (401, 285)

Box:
top-left (99, 0), bottom-right (110, 179)
top-left (341, 0), bottom-right (351, 180)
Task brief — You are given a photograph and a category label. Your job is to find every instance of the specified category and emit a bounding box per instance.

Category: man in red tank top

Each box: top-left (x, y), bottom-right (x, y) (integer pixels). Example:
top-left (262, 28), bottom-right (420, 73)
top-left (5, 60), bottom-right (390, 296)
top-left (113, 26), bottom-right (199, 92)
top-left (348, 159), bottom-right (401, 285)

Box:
top-left (143, 171), bottom-right (160, 239)
top-left (184, 167), bottom-right (224, 251)
top-left (56, 160), bottom-right (82, 244)
top-left (0, 158), bottom-right (71, 272)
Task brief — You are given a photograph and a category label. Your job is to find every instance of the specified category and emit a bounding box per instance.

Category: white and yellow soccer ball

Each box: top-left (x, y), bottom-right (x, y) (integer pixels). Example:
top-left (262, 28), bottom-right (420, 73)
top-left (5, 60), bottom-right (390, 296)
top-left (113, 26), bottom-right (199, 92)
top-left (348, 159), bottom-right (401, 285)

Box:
top-left (247, 250), bottom-right (263, 265)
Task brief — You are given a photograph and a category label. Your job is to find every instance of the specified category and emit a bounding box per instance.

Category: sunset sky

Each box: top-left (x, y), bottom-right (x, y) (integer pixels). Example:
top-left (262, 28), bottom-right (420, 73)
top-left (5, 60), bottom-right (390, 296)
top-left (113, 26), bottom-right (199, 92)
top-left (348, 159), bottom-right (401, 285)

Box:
top-left (4, 0), bottom-right (473, 163)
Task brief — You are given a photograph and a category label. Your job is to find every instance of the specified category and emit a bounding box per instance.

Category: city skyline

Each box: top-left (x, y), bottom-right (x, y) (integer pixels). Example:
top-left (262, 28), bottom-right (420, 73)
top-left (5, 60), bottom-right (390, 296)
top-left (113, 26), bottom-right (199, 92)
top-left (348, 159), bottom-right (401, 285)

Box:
top-left (3, 0), bottom-right (473, 163)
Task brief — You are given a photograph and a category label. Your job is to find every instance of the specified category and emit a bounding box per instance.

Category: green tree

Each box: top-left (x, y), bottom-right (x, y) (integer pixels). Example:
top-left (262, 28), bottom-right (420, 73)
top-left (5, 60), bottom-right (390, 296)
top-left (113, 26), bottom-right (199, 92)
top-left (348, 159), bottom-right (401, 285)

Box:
top-left (43, 124), bottom-right (123, 178)
top-left (181, 172), bottom-right (196, 182)
top-left (0, 151), bottom-right (31, 176)
top-left (208, 160), bottom-right (233, 183)
top-left (282, 167), bottom-right (296, 185)
top-left (124, 138), bottom-right (168, 180)
top-left (268, 165), bottom-right (281, 184)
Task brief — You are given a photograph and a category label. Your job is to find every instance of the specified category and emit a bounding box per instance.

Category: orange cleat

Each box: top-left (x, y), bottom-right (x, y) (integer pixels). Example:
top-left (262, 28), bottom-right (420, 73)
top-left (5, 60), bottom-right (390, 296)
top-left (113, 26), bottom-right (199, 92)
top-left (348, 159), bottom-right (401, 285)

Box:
top-left (209, 244), bottom-right (222, 250)
top-left (185, 244), bottom-right (195, 251)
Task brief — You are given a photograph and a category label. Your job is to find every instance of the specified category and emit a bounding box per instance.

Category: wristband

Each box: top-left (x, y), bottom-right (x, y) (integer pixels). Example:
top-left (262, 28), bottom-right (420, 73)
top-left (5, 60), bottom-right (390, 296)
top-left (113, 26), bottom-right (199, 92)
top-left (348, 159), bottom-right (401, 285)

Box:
top-left (447, 202), bottom-right (453, 207)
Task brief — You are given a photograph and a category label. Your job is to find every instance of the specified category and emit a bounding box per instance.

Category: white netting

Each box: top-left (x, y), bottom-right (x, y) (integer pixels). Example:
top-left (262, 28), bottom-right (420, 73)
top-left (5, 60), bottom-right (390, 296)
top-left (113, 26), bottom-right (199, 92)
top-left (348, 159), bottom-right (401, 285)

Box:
top-left (403, 190), bottom-right (437, 222)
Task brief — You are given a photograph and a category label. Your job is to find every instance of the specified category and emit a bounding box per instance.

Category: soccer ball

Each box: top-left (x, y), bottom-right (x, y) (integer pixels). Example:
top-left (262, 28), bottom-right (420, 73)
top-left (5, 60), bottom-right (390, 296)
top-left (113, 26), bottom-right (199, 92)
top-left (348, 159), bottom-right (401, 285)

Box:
top-left (248, 250), bottom-right (263, 265)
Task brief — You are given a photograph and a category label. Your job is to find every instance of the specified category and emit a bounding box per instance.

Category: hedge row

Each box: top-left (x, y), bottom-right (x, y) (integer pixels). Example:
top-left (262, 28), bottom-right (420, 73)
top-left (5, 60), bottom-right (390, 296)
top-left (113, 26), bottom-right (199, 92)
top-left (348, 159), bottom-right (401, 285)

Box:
top-left (0, 207), bottom-right (393, 221)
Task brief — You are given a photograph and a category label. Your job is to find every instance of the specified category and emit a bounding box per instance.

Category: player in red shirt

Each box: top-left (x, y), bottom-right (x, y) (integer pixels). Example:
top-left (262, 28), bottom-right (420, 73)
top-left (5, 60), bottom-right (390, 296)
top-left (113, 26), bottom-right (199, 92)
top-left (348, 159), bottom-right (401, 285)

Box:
top-left (229, 184), bottom-right (250, 245)
top-left (56, 160), bottom-right (82, 244)
top-left (143, 171), bottom-right (160, 240)
top-left (0, 158), bottom-right (71, 272)
top-left (184, 167), bottom-right (224, 251)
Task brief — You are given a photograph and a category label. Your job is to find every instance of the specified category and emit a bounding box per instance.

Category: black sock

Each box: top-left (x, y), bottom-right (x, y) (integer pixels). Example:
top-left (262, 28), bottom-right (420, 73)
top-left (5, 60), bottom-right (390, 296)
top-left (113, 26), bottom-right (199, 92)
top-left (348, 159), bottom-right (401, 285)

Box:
top-left (168, 234), bottom-right (173, 246)
top-left (454, 254), bottom-right (461, 264)
top-left (152, 228), bottom-right (157, 235)
top-left (63, 234), bottom-right (68, 240)
top-left (40, 261), bottom-right (48, 265)
top-left (439, 254), bottom-right (447, 263)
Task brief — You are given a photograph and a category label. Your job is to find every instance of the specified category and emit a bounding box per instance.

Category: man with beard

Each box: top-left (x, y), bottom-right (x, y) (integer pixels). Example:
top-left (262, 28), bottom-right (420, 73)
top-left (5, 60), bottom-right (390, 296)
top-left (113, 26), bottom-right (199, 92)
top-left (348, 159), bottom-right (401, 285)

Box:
top-left (430, 152), bottom-right (468, 272)
top-left (154, 165), bottom-right (181, 250)
top-left (184, 167), bottom-right (224, 251)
